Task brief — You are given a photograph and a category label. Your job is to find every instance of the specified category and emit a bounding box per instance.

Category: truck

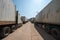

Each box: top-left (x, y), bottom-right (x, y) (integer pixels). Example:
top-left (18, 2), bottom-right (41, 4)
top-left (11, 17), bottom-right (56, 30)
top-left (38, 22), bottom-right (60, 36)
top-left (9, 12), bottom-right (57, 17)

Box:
top-left (21, 16), bottom-right (28, 24)
top-left (34, 0), bottom-right (60, 39)
top-left (29, 18), bottom-right (35, 23)
top-left (0, 0), bottom-right (22, 38)
top-left (17, 13), bottom-right (23, 28)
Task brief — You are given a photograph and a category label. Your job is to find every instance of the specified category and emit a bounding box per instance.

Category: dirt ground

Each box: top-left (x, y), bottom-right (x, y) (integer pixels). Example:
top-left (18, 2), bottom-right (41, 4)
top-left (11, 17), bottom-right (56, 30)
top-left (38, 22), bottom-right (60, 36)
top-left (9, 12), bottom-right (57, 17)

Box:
top-left (2, 22), bottom-right (56, 40)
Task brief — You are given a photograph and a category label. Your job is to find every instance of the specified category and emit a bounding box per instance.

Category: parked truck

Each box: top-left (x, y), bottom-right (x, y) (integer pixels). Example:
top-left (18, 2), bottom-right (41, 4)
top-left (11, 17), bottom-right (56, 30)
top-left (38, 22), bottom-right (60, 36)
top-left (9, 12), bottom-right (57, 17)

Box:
top-left (29, 18), bottom-right (35, 23)
top-left (17, 13), bottom-right (23, 28)
top-left (34, 0), bottom-right (60, 39)
top-left (21, 16), bottom-right (28, 24)
top-left (0, 0), bottom-right (22, 38)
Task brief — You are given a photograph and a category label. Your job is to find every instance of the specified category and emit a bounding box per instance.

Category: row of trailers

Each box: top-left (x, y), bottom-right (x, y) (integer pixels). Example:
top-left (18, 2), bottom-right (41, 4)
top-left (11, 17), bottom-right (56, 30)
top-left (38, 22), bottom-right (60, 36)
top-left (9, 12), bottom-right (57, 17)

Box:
top-left (0, 0), bottom-right (28, 38)
top-left (34, 0), bottom-right (60, 40)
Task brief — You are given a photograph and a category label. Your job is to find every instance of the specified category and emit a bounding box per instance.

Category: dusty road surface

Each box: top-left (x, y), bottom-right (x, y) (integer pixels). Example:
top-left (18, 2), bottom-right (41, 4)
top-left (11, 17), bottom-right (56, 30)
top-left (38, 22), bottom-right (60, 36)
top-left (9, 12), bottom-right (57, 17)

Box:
top-left (2, 22), bottom-right (56, 40)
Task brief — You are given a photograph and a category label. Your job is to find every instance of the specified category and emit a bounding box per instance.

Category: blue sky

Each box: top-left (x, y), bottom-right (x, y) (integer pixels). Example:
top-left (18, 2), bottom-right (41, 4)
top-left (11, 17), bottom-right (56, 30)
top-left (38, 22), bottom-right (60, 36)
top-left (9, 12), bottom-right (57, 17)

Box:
top-left (13, 0), bottom-right (52, 19)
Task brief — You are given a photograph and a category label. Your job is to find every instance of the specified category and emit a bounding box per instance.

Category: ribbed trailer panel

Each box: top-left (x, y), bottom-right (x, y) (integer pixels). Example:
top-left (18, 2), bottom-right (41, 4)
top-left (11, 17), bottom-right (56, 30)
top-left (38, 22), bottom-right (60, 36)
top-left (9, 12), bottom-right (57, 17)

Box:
top-left (35, 0), bottom-right (60, 25)
top-left (0, 0), bottom-right (16, 25)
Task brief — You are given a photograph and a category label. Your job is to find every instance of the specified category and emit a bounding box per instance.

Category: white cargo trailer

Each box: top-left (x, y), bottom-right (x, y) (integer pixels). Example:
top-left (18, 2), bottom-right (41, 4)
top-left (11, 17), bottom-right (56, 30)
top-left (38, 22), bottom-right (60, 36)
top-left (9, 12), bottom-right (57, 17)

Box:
top-left (35, 0), bottom-right (60, 39)
top-left (18, 14), bottom-right (23, 27)
top-left (0, 0), bottom-right (22, 38)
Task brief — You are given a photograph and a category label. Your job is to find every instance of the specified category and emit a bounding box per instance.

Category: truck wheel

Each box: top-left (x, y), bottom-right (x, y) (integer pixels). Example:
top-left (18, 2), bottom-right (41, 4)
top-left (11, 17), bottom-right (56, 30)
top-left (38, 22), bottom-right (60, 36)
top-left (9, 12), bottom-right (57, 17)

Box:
top-left (1, 27), bottom-right (10, 37)
top-left (45, 27), bottom-right (50, 33)
top-left (45, 25), bottom-right (51, 33)
top-left (11, 25), bottom-right (16, 32)
top-left (42, 25), bottom-right (45, 29)
top-left (51, 28), bottom-right (60, 40)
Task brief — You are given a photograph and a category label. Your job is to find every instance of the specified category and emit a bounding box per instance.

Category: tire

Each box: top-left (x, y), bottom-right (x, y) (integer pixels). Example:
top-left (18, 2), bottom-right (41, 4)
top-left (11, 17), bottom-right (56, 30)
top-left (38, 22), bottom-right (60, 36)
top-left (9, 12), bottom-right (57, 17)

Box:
top-left (51, 28), bottom-right (60, 40)
top-left (34, 23), bottom-right (38, 27)
top-left (11, 25), bottom-right (16, 32)
top-left (42, 25), bottom-right (45, 29)
top-left (45, 25), bottom-right (51, 33)
top-left (0, 27), bottom-right (10, 38)
top-left (38, 24), bottom-right (42, 28)
top-left (45, 27), bottom-right (50, 33)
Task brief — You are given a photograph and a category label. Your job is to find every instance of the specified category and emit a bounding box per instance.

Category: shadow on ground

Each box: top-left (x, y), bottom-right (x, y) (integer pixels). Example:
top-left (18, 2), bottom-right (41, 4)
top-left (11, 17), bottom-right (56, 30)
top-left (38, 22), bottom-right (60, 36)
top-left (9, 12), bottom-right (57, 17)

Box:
top-left (34, 23), bottom-right (56, 40)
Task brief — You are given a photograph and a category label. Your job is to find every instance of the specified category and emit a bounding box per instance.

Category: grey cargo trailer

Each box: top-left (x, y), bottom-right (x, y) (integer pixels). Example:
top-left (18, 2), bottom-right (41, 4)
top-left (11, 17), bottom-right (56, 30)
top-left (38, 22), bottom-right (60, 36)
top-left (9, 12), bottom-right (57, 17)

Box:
top-left (35, 0), bottom-right (60, 39)
top-left (21, 16), bottom-right (28, 24)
